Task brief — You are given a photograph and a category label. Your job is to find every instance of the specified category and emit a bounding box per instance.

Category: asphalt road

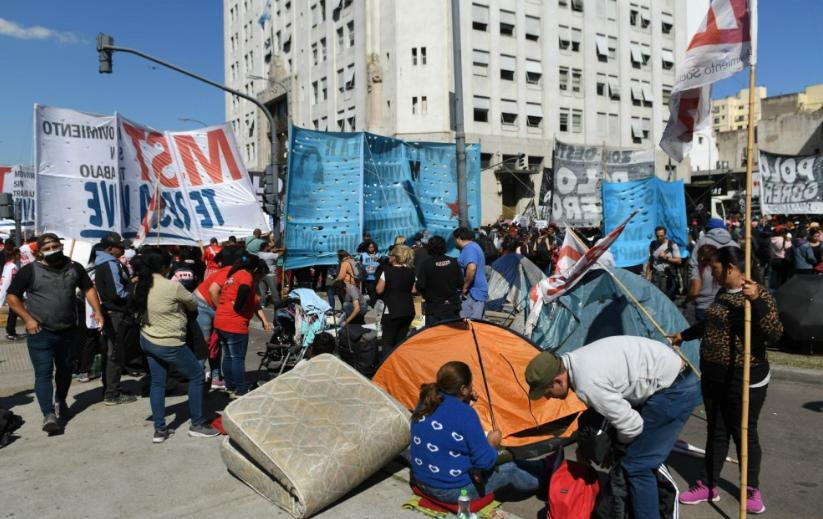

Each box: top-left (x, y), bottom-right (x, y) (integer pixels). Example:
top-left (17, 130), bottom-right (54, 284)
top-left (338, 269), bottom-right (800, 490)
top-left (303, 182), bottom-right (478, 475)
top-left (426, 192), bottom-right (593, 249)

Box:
top-left (1, 326), bottom-right (821, 518)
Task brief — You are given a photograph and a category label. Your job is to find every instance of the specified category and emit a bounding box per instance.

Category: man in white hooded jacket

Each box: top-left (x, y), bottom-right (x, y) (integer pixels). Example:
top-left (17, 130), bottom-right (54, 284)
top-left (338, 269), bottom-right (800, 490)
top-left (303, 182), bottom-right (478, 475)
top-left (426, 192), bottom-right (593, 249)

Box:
top-left (526, 336), bottom-right (700, 519)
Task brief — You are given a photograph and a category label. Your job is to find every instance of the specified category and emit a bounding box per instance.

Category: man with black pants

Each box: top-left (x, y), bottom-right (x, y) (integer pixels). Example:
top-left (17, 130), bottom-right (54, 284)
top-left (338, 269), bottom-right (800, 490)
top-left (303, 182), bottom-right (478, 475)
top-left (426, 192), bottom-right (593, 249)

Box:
top-left (7, 233), bottom-right (105, 434)
top-left (416, 236), bottom-right (463, 326)
top-left (95, 232), bottom-right (138, 406)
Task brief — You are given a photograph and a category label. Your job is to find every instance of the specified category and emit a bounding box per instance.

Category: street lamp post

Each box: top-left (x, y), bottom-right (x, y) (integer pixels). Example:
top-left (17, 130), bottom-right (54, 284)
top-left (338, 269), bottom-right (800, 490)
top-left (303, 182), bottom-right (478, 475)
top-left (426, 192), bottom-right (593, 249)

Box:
top-left (178, 117), bottom-right (209, 127)
top-left (96, 33), bottom-right (282, 243)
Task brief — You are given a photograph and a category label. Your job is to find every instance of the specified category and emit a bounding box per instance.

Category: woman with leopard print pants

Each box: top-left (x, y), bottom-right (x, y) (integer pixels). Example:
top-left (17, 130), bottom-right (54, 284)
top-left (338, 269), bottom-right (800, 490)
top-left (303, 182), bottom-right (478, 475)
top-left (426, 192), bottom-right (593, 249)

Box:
top-left (671, 245), bottom-right (782, 515)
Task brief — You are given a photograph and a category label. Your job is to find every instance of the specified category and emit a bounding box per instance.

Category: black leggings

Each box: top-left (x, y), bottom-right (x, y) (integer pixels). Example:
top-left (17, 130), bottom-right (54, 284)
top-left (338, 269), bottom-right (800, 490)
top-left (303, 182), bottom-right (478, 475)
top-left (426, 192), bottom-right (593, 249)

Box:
top-left (702, 377), bottom-right (767, 489)
top-left (380, 315), bottom-right (413, 361)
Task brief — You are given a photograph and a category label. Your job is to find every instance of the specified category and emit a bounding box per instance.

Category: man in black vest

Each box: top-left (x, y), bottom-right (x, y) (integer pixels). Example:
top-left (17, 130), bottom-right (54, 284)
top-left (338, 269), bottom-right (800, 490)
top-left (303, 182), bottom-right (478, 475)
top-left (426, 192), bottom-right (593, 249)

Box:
top-left (7, 233), bottom-right (105, 434)
top-left (94, 232), bottom-right (138, 406)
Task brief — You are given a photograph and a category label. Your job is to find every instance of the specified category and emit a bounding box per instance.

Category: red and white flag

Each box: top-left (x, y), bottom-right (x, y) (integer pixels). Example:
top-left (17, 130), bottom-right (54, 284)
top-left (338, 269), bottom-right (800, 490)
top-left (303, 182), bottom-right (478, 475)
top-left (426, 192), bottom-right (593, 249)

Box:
top-left (660, 0), bottom-right (757, 162)
top-left (133, 185), bottom-right (165, 246)
top-left (553, 228), bottom-right (586, 275)
top-left (525, 211), bottom-right (638, 334)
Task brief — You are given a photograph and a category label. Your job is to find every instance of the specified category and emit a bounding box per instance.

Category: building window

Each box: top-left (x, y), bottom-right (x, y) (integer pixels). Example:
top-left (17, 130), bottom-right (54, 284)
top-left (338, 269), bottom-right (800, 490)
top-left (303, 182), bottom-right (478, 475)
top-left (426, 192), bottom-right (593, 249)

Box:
top-left (473, 95), bottom-right (490, 122)
top-left (640, 7), bottom-right (651, 28)
top-left (311, 4), bottom-right (318, 27)
top-left (631, 116), bottom-right (643, 143)
top-left (571, 0), bottom-right (583, 13)
top-left (412, 96), bottom-right (418, 114)
top-left (345, 64), bottom-right (355, 90)
top-left (313, 118), bottom-right (319, 130)
top-left (472, 3), bottom-right (489, 31)
top-left (641, 81), bottom-right (653, 107)
top-left (631, 80), bottom-right (642, 106)
top-left (421, 96), bottom-right (428, 114)
top-left (312, 81), bottom-right (319, 104)
top-left (412, 47), bottom-right (418, 66)
top-left (472, 49), bottom-right (490, 77)
top-left (500, 54), bottom-right (515, 81)
top-left (597, 112), bottom-right (607, 136)
top-left (572, 109), bottom-right (583, 133)
top-left (559, 108), bottom-right (570, 132)
top-left (500, 10), bottom-right (515, 36)
top-left (595, 34), bottom-right (608, 62)
top-left (337, 68), bottom-right (344, 92)
top-left (525, 16), bottom-right (540, 41)
top-left (526, 102), bottom-right (543, 128)
top-left (608, 36), bottom-right (617, 61)
top-left (320, 116), bottom-right (327, 131)
top-left (608, 75), bottom-right (620, 99)
top-left (630, 5), bottom-right (639, 26)
top-left (559, 66), bottom-right (569, 92)
top-left (347, 115), bottom-right (355, 131)
top-left (525, 59), bottom-right (542, 85)
top-left (662, 49), bottom-right (675, 70)
top-left (662, 84), bottom-right (672, 106)
top-left (320, 38), bottom-right (327, 62)
top-left (421, 47), bottom-right (427, 65)
top-left (662, 12), bottom-right (674, 34)
top-left (609, 113), bottom-right (619, 137)
top-left (571, 68), bottom-right (582, 94)
top-left (596, 73), bottom-right (606, 96)
top-left (607, 0), bottom-right (617, 20)
top-left (312, 42), bottom-right (319, 65)
top-left (630, 42), bottom-right (642, 68)
top-left (501, 99), bottom-right (518, 125)
top-left (571, 28), bottom-right (582, 51)
top-left (337, 118), bottom-right (345, 131)
top-left (320, 0), bottom-right (326, 21)
top-left (337, 27), bottom-right (344, 51)
top-left (347, 21), bottom-right (355, 47)
top-left (641, 117), bottom-right (651, 139)
top-left (559, 25), bottom-right (571, 50)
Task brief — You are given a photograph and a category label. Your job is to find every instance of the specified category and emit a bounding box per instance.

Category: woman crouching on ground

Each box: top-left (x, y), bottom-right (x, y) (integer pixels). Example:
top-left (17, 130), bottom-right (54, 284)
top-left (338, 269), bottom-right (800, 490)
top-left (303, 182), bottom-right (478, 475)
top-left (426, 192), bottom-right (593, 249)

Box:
top-left (410, 361), bottom-right (545, 503)
top-left (672, 245), bottom-right (782, 514)
top-left (133, 246), bottom-right (219, 443)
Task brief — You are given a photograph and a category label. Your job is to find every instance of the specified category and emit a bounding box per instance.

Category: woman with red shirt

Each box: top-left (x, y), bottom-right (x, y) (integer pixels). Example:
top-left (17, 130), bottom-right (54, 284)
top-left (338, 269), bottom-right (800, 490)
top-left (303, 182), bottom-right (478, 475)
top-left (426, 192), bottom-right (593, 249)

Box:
top-left (202, 238), bottom-right (223, 279)
top-left (213, 255), bottom-right (272, 395)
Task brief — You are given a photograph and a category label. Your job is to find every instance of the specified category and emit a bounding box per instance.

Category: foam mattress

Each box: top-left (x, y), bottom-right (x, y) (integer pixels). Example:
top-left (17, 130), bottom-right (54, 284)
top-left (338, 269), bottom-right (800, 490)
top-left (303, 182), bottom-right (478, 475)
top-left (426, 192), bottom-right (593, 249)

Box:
top-left (221, 354), bottom-right (411, 518)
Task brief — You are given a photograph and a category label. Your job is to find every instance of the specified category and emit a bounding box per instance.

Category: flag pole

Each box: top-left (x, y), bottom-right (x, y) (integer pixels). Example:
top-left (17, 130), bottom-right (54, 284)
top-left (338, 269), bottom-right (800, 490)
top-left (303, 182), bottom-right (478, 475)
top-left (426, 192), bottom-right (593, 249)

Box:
top-left (739, 62), bottom-right (757, 519)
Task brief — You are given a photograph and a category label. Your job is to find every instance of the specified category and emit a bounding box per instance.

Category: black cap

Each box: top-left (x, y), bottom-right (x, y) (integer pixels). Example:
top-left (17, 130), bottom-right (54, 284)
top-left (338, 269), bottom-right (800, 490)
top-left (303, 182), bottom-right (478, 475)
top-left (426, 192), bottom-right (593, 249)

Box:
top-left (100, 232), bottom-right (127, 249)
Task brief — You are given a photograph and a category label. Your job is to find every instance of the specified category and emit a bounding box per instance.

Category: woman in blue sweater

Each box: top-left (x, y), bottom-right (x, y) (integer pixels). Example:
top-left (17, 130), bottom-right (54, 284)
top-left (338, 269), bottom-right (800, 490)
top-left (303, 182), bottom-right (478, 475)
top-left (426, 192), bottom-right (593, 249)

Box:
top-left (410, 361), bottom-right (545, 504)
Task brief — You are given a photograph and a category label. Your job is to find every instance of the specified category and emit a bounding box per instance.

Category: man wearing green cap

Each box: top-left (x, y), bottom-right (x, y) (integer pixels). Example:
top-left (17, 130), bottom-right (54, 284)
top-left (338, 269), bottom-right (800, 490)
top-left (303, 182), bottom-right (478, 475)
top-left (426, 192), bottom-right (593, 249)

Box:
top-left (526, 335), bottom-right (700, 519)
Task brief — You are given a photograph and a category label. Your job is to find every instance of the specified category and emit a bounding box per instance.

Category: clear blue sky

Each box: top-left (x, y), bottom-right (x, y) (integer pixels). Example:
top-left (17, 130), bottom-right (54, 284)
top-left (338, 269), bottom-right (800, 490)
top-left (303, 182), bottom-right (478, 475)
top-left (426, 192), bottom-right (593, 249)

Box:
top-left (1, 0), bottom-right (821, 165)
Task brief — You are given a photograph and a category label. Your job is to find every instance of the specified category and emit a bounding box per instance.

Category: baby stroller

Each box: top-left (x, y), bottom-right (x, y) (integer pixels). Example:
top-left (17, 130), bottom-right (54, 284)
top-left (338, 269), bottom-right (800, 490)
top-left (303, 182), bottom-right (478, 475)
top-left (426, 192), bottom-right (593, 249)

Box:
top-left (255, 288), bottom-right (333, 383)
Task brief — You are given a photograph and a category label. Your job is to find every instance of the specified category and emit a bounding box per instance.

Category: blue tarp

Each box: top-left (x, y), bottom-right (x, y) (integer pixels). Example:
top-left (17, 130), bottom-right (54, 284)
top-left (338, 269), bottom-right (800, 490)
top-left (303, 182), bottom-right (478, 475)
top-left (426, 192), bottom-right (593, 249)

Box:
top-left (530, 267), bottom-right (700, 370)
top-left (602, 177), bottom-right (689, 267)
top-left (285, 127), bottom-right (481, 269)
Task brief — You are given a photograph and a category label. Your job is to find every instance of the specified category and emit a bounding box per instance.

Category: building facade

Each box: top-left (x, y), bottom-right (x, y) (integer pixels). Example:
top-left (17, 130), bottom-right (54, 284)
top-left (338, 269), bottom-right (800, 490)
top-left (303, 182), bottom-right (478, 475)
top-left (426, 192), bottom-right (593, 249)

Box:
top-left (710, 86), bottom-right (767, 133)
top-left (224, 0), bottom-right (704, 222)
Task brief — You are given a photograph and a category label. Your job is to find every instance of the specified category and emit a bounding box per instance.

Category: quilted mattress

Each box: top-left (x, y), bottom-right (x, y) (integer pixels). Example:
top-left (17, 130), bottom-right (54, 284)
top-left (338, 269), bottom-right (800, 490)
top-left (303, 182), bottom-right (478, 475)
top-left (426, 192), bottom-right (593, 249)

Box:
top-left (220, 354), bottom-right (411, 518)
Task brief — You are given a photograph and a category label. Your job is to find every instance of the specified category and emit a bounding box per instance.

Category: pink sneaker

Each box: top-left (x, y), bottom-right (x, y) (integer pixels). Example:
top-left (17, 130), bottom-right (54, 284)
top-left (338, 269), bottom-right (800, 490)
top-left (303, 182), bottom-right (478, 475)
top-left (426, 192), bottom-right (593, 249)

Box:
top-left (210, 377), bottom-right (226, 390)
top-left (747, 486), bottom-right (766, 514)
top-left (679, 480), bottom-right (720, 504)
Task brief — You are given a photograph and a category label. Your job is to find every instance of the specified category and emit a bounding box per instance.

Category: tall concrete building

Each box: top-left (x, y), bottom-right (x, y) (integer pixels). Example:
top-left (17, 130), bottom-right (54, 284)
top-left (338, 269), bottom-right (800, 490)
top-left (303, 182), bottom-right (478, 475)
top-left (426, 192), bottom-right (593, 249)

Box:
top-left (711, 86), bottom-right (767, 133)
top-left (224, 0), bottom-right (705, 221)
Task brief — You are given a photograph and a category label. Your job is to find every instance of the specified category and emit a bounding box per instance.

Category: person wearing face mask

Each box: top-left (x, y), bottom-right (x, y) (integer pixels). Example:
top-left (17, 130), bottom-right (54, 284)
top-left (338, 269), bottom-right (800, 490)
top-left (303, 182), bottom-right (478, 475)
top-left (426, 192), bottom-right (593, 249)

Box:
top-left (95, 232), bottom-right (139, 406)
top-left (6, 233), bottom-right (105, 435)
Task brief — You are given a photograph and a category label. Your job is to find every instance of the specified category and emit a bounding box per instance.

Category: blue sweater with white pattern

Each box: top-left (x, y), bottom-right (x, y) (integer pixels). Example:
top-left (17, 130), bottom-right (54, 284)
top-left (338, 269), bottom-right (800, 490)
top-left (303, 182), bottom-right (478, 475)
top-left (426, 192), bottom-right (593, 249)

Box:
top-left (410, 394), bottom-right (497, 489)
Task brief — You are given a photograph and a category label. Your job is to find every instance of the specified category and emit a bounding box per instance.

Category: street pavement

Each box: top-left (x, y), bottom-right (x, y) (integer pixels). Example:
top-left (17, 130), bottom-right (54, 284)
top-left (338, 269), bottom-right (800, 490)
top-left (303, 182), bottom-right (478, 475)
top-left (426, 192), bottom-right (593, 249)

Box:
top-left (2, 323), bottom-right (822, 518)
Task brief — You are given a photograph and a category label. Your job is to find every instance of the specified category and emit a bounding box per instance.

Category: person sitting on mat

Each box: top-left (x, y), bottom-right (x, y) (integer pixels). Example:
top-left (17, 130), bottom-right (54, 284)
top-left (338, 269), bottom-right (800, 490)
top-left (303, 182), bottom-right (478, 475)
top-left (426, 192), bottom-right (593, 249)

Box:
top-left (410, 361), bottom-right (545, 504)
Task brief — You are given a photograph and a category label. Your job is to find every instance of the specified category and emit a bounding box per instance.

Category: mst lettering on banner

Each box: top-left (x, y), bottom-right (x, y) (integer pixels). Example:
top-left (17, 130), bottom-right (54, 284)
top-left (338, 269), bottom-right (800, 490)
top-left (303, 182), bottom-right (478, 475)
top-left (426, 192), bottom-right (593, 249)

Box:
top-left (758, 150), bottom-right (823, 215)
top-left (35, 105), bottom-right (268, 243)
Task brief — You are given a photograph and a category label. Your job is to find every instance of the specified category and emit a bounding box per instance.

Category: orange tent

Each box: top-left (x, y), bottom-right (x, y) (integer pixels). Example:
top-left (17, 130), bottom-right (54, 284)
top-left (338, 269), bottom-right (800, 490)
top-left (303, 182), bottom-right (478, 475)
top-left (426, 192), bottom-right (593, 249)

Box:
top-left (373, 320), bottom-right (587, 457)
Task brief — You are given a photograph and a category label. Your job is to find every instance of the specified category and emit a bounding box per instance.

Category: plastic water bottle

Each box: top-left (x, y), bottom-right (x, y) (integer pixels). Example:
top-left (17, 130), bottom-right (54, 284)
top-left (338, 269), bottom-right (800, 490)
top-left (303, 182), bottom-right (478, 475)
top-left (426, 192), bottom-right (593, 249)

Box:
top-left (456, 488), bottom-right (471, 519)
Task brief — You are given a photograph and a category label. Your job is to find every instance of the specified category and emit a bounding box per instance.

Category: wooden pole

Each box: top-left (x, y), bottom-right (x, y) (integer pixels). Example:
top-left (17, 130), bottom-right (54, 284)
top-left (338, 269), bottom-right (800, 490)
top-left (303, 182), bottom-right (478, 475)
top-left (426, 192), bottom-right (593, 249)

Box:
top-left (739, 63), bottom-right (757, 519)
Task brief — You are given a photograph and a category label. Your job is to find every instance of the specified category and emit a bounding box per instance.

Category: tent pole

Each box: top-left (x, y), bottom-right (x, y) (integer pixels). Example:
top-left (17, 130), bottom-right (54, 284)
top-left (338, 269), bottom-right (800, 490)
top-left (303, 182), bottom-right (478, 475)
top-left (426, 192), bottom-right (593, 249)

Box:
top-left (566, 228), bottom-right (700, 379)
top-left (739, 63), bottom-right (757, 519)
top-left (468, 320), bottom-right (497, 430)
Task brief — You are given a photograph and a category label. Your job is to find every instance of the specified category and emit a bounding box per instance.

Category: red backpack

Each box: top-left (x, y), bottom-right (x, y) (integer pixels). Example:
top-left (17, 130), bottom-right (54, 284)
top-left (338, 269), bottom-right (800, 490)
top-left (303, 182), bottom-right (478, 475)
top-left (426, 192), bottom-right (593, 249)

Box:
top-left (547, 460), bottom-right (600, 519)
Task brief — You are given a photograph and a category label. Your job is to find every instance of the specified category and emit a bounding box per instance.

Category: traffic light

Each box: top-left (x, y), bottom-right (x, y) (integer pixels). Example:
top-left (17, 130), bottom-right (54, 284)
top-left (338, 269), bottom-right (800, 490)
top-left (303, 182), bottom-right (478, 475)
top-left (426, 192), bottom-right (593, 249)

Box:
top-left (97, 33), bottom-right (114, 73)
top-left (517, 153), bottom-right (528, 171)
top-left (261, 165), bottom-right (277, 215)
top-left (0, 193), bottom-right (14, 220)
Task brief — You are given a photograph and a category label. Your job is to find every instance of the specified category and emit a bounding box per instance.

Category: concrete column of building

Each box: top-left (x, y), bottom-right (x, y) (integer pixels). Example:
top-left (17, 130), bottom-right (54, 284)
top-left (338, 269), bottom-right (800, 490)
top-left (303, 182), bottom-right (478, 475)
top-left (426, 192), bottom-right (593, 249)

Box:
top-left (365, 0), bottom-right (384, 133)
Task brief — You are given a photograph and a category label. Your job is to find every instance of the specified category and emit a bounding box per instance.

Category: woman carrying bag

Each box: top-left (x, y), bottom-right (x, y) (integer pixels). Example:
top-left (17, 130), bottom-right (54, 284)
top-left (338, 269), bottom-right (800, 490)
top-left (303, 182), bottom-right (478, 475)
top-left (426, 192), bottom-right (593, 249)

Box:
top-left (376, 244), bottom-right (415, 361)
top-left (672, 246), bottom-right (782, 514)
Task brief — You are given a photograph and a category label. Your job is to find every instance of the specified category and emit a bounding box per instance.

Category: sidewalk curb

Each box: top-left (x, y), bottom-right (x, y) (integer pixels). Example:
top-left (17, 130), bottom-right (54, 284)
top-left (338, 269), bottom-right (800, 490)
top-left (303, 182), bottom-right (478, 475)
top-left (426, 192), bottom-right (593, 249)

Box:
top-left (770, 364), bottom-right (823, 385)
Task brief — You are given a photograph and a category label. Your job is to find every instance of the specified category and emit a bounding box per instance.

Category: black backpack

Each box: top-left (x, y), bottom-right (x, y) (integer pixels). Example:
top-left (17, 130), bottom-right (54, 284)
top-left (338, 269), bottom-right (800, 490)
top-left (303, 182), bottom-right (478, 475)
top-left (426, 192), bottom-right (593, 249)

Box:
top-left (0, 409), bottom-right (24, 449)
top-left (337, 323), bottom-right (378, 378)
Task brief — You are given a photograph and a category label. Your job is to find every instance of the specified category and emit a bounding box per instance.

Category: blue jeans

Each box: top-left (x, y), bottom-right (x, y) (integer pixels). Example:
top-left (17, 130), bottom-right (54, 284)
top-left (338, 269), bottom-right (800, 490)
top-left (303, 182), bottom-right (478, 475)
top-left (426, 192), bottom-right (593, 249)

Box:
top-left (460, 295), bottom-right (486, 320)
top-left (416, 459), bottom-right (545, 503)
top-left (218, 330), bottom-right (250, 394)
top-left (140, 336), bottom-right (206, 431)
top-left (196, 298), bottom-right (220, 378)
top-left (621, 371), bottom-right (701, 518)
top-left (27, 328), bottom-right (76, 416)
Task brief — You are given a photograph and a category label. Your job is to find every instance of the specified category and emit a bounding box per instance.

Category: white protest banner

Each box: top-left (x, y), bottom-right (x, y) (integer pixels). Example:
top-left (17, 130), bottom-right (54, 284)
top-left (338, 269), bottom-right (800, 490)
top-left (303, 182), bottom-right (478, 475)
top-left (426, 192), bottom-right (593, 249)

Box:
top-left (12, 166), bottom-right (36, 228)
top-left (551, 141), bottom-right (603, 228)
top-left (35, 105), bottom-right (269, 244)
top-left (604, 147), bottom-right (655, 182)
top-left (34, 105), bottom-right (120, 239)
top-left (758, 150), bottom-right (823, 215)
